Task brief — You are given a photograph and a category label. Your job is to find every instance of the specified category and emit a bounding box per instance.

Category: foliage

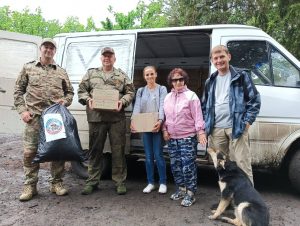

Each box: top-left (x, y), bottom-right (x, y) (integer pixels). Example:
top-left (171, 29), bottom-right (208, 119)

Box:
top-left (61, 16), bottom-right (85, 33)
top-left (0, 6), bottom-right (100, 37)
top-left (162, 0), bottom-right (300, 59)
top-left (100, 0), bottom-right (167, 30)
top-left (85, 17), bottom-right (98, 32)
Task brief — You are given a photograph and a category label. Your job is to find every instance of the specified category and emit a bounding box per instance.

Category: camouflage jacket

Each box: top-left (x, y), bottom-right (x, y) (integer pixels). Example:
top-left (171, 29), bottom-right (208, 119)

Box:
top-left (14, 60), bottom-right (74, 115)
top-left (78, 67), bottom-right (135, 122)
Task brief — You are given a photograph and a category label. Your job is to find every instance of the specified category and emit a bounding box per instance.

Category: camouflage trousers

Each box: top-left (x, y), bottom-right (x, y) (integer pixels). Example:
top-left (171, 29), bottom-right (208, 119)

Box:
top-left (167, 136), bottom-right (198, 193)
top-left (208, 127), bottom-right (253, 185)
top-left (23, 114), bottom-right (65, 185)
top-left (86, 120), bottom-right (127, 186)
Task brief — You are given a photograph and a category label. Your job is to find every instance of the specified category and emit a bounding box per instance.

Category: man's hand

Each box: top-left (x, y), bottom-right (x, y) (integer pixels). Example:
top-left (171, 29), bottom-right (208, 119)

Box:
top-left (56, 99), bottom-right (65, 105)
top-left (246, 122), bottom-right (250, 131)
top-left (21, 111), bottom-right (33, 123)
top-left (116, 101), bottom-right (123, 112)
top-left (88, 98), bottom-right (94, 110)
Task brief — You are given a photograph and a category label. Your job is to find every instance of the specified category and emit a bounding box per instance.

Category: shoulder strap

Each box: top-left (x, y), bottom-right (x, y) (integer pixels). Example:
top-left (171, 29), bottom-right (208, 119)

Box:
top-left (158, 85), bottom-right (161, 97)
top-left (140, 87), bottom-right (145, 97)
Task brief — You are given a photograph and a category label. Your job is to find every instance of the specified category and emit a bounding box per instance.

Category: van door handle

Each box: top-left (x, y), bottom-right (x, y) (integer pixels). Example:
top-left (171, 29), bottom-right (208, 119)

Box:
top-left (0, 87), bottom-right (6, 93)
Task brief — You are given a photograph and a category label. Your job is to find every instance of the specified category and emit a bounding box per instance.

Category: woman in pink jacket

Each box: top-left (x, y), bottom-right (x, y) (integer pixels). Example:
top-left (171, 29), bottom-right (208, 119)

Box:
top-left (162, 68), bottom-right (207, 207)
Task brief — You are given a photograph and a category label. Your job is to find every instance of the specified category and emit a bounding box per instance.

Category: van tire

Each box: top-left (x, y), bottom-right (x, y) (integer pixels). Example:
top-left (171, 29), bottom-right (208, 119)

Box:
top-left (288, 149), bottom-right (300, 193)
top-left (71, 153), bottom-right (112, 179)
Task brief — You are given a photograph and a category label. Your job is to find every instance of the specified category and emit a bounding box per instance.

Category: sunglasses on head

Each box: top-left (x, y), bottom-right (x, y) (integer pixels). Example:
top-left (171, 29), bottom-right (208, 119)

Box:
top-left (171, 77), bottom-right (184, 83)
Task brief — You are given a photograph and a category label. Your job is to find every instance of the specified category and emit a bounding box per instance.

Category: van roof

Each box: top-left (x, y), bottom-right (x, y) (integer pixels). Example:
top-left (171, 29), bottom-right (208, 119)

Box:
top-left (54, 24), bottom-right (259, 38)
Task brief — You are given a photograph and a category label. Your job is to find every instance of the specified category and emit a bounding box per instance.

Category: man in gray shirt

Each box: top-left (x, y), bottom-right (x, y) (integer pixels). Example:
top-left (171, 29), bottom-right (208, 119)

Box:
top-left (202, 45), bottom-right (261, 185)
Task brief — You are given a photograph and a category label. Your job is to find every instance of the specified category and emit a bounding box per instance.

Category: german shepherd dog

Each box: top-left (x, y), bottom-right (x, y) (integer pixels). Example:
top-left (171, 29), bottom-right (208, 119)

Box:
top-left (207, 148), bottom-right (269, 226)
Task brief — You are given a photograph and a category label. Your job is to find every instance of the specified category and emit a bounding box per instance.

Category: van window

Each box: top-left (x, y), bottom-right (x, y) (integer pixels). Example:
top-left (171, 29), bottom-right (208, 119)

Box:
top-left (227, 41), bottom-right (300, 87)
top-left (64, 39), bottom-right (134, 82)
top-left (271, 47), bottom-right (300, 87)
top-left (0, 39), bottom-right (38, 79)
top-left (227, 41), bottom-right (271, 85)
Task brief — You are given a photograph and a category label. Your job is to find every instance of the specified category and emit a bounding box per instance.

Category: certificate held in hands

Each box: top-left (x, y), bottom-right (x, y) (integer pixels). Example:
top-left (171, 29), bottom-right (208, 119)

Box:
top-left (131, 112), bottom-right (159, 132)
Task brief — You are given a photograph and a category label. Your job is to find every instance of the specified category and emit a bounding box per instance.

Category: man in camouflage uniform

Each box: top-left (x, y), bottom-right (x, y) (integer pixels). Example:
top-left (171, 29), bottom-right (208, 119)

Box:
top-left (14, 38), bottom-right (74, 201)
top-left (78, 47), bottom-right (134, 195)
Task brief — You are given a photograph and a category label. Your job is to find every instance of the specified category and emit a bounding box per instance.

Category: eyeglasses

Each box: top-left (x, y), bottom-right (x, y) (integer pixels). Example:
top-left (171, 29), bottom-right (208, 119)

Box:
top-left (145, 73), bottom-right (155, 76)
top-left (171, 77), bottom-right (184, 83)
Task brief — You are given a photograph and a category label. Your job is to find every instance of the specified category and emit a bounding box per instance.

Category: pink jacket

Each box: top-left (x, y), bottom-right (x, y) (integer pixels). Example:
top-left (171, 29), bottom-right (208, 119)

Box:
top-left (162, 86), bottom-right (205, 139)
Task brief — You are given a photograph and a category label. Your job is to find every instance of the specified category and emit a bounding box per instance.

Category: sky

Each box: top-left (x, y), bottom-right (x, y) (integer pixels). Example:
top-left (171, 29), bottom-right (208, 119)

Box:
top-left (0, 0), bottom-right (143, 25)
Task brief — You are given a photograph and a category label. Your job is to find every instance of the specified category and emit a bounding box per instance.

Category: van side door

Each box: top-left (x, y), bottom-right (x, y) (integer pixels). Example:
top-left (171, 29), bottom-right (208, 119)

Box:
top-left (0, 31), bottom-right (41, 134)
top-left (58, 33), bottom-right (137, 149)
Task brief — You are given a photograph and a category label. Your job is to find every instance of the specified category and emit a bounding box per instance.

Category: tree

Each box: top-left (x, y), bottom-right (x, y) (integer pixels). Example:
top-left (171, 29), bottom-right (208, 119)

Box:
top-left (101, 17), bottom-right (114, 30)
top-left (100, 0), bottom-right (168, 30)
top-left (161, 0), bottom-right (300, 59)
top-left (0, 6), bottom-right (13, 31)
top-left (85, 17), bottom-right (98, 32)
top-left (136, 0), bottom-right (168, 28)
top-left (62, 16), bottom-right (85, 33)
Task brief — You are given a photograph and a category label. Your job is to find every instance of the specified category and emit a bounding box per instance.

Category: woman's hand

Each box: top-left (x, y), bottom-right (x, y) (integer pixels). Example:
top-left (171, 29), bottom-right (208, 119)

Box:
top-left (163, 130), bottom-right (170, 141)
top-left (152, 120), bottom-right (162, 133)
top-left (130, 121), bottom-right (137, 133)
top-left (198, 133), bottom-right (207, 146)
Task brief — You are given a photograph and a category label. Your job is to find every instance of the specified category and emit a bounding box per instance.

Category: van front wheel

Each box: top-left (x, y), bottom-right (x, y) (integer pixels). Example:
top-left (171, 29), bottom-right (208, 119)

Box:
top-left (288, 149), bottom-right (300, 193)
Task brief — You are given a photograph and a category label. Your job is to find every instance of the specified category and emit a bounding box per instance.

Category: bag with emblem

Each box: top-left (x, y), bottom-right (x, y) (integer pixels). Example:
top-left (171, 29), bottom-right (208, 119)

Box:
top-left (33, 103), bottom-right (85, 163)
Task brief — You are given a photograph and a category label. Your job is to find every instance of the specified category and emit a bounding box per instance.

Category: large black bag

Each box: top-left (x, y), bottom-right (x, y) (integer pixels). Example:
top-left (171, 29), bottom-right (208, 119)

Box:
top-left (33, 103), bottom-right (85, 163)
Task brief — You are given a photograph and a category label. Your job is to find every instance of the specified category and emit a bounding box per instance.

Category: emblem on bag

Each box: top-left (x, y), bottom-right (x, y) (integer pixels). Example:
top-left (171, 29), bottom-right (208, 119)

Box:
top-left (44, 113), bottom-right (66, 142)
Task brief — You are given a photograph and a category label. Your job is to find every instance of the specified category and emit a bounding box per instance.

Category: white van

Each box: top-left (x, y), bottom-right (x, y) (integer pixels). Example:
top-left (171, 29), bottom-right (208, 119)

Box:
top-left (1, 25), bottom-right (300, 192)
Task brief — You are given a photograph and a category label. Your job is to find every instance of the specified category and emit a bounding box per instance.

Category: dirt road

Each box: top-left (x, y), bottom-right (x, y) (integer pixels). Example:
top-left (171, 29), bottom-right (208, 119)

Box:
top-left (0, 133), bottom-right (299, 226)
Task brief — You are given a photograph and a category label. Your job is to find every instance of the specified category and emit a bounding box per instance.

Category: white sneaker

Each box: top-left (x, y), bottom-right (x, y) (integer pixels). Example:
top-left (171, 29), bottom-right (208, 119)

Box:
top-left (143, 184), bottom-right (155, 193)
top-left (158, 184), bottom-right (167, 194)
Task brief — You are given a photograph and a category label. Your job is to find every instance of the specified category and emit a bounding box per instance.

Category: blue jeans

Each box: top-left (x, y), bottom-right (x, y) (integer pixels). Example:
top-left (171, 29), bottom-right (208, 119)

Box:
top-left (143, 132), bottom-right (167, 185)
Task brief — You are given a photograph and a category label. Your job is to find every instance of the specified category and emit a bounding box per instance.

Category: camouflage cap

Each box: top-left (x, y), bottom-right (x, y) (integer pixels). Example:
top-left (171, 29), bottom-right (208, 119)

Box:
top-left (40, 38), bottom-right (57, 48)
top-left (101, 47), bottom-right (115, 55)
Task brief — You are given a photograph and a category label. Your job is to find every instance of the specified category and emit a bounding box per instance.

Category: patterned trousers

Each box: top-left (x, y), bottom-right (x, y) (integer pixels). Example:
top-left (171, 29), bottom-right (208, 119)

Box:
top-left (167, 136), bottom-right (198, 193)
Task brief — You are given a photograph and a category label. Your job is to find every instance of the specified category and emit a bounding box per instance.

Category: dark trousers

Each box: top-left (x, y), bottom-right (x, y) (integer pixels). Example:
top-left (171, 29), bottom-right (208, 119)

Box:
top-left (86, 120), bottom-right (127, 186)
